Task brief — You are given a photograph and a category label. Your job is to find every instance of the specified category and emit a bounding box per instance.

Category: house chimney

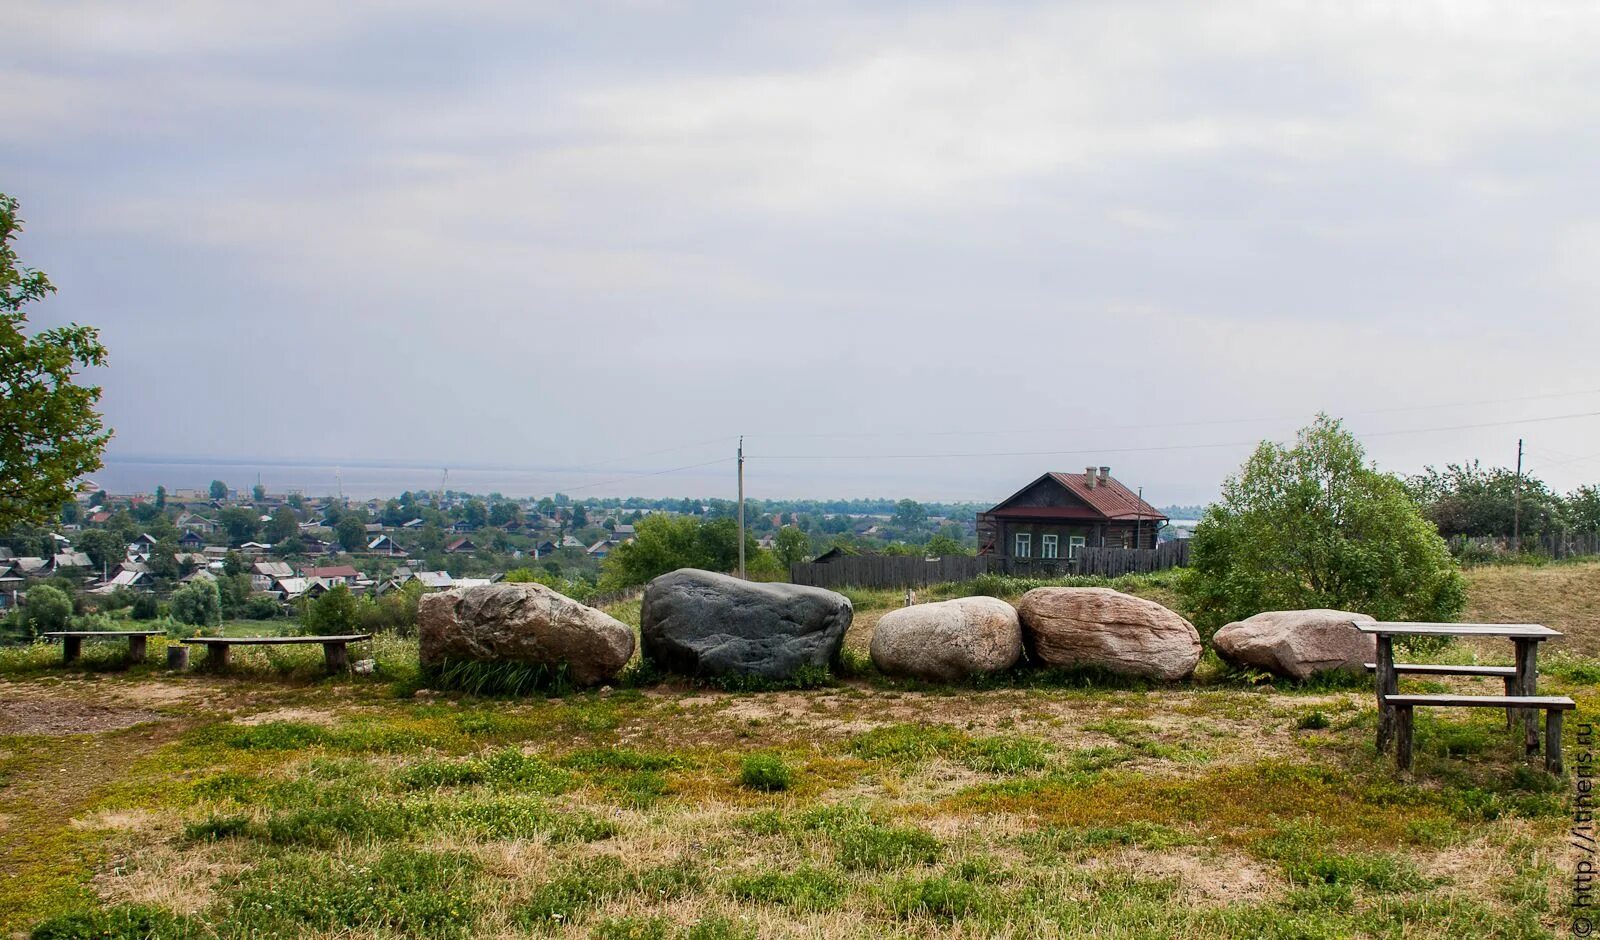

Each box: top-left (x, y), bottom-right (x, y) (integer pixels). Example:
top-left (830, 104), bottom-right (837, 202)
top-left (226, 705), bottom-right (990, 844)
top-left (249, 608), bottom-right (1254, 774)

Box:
top-left (1085, 466), bottom-right (1098, 489)
top-left (1098, 466), bottom-right (1110, 483)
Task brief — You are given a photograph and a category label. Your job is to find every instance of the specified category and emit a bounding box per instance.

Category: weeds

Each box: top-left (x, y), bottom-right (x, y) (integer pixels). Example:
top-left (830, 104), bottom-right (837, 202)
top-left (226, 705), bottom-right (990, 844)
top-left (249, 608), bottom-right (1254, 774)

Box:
top-left (739, 753), bottom-right (794, 791)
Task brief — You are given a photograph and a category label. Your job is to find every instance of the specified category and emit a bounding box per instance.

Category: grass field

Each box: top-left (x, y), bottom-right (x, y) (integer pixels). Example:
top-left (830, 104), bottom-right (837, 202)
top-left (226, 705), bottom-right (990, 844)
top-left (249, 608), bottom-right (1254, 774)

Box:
top-left (1, 564), bottom-right (1597, 938)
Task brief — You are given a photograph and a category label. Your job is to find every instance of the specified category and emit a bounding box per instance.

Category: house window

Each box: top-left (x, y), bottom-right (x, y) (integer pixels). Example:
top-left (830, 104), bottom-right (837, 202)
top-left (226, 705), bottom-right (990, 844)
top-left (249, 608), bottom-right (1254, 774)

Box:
top-left (1014, 533), bottom-right (1031, 558)
top-left (1068, 535), bottom-right (1087, 558)
top-left (1041, 534), bottom-right (1058, 559)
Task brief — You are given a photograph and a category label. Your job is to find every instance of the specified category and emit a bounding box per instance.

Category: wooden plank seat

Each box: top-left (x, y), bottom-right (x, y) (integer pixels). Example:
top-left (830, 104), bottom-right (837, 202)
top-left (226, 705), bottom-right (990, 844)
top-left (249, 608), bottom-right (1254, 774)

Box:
top-left (1364, 662), bottom-right (1520, 727)
top-left (183, 634), bottom-right (373, 673)
top-left (40, 630), bottom-right (164, 665)
top-left (1384, 693), bottom-right (1576, 773)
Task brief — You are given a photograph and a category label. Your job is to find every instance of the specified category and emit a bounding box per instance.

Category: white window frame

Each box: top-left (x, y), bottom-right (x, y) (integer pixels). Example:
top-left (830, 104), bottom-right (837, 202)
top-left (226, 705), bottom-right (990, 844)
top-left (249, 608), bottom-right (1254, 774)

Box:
top-left (1014, 533), bottom-right (1031, 558)
top-left (1041, 534), bottom-right (1058, 559)
top-left (1068, 535), bottom-right (1087, 559)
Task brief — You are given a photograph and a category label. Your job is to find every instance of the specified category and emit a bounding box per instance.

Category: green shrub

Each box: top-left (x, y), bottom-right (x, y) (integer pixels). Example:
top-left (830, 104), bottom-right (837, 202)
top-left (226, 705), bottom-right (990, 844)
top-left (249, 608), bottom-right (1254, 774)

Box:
top-left (21, 584), bottom-right (71, 635)
top-left (1175, 415), bottom-right (1466, 637)
top-left (739, 753), bottom-right (795, 792)
top-left (1296, 711), bottom-right (1331, 730)
top-left (242, 594), bottom-right (281, 620)
top-left (169, 580), bottom-right (222, 627)
top-left (130, 593), bottom-right (161, 620)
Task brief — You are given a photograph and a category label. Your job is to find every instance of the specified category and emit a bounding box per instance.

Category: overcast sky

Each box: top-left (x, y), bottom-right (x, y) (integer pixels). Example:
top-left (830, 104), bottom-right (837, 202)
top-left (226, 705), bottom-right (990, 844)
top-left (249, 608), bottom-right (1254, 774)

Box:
top-left (6, 1), bottom-right (1600, 504)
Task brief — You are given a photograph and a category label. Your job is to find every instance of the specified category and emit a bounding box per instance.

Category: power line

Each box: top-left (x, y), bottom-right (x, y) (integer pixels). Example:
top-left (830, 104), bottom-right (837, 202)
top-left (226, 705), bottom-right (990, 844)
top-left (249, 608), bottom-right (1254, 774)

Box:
top-left (748, 410), bottom-right (1600, 461)
top-left (741, 387), bottom-right (1600, 442)
top-left (553, 457), bottom-right (731, 495)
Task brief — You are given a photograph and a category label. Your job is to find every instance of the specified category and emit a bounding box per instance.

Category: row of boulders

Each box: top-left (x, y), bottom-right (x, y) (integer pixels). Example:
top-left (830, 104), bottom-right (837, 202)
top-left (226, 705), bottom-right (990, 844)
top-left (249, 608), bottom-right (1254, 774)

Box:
top-left (871, 588), bottom-right (1204, 681)
top-left (873, 594), bottom-right (1376, 682)
top-left (417, 569), bottom-right (1377, 686)
top-left (418, 569), bottom-right (853, 685)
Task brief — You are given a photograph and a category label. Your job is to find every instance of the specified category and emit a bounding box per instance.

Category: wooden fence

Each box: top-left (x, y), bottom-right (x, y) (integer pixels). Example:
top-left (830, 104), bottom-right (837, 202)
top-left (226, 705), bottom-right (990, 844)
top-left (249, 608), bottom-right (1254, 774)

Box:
top-left (1448, 532), bottom-right (1600, 562)
top-left (790, 540), bottom-right (1192, 590)
top-left (789, 554), bottom-right (990, 590)
top-left (1072, 539), bottom-right (1191, 577)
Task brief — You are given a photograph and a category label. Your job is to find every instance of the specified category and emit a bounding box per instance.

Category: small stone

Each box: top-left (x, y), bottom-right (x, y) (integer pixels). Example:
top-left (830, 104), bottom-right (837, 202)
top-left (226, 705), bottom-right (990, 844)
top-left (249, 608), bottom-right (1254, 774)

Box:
top-left (352, 658), bottom-right (376, 675)
top-left (598, 685), bottom-right (614, 697)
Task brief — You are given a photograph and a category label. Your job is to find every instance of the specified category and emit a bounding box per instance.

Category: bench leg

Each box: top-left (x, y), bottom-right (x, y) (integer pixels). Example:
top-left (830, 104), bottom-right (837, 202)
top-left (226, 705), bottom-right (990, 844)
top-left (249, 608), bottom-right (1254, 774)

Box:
top-left (1515, 639), bottom-right (1539, 755)
top-left (62, 636), bottom-right (82, 664)
top-left (323, 642), bottom-right (349, 673)
top-left (127, 635), bottom-right (148, 665)
top-left (1375, 637), bottom-right (1396, 753)
top-left (1502, 677), bottom-right (1515, 729)
top-left (205, 644), bottom-right (230, 670)
top-left (1547, 710), bottom-right (1565, 775)
top-left (1395, 705), bottom-right (1414, 771)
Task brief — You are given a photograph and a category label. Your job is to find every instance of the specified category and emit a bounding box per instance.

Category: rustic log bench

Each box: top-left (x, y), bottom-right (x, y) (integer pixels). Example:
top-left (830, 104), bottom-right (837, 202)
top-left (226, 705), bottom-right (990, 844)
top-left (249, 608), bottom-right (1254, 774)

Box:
top-left (1365, 662), bottom-right (1519, 726)
top-left (1359, 622), bottom-right (1561, 757)
top-left (183, 634), bottom-right (373, 673)
top-left (40, 630), bottom-right (164, 665)
top-left (1385, 694), bottom-right (1576, 773)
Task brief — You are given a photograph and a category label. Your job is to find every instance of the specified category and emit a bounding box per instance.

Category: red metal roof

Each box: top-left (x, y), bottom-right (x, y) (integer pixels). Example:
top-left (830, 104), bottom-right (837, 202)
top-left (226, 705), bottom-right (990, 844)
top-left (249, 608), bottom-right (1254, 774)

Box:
top-left (1046, 472), bottom-right (1166, 521)
top-left (987, 471), bottom-right (1168, 523)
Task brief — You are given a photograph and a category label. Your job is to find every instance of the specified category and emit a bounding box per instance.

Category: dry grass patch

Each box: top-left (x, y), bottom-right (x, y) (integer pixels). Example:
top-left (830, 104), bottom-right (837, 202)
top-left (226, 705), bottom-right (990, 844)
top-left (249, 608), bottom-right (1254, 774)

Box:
top-left (1464, 560), bottom-right (1600, 654)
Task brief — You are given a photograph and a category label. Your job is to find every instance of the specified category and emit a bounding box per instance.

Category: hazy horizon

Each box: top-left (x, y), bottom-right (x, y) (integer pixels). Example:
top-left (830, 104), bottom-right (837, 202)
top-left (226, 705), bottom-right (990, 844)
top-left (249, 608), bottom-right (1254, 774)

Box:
top-left (8, 2), bottom-right (1600, 504)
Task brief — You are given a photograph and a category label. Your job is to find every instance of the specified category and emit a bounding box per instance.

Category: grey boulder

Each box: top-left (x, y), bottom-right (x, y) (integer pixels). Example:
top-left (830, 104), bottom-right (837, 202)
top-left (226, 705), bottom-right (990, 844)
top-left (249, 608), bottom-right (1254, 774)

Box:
top-left (1213, 609), bottom-right (1376, 680)
top-left (641, 569), bottom-right (852, 679)
top-left (1017, 587), bottom-right (1202, 681)
top-left (870, 596), bottom-right (1022, 681)
top-left (418, 581), bottom-right (635, 686)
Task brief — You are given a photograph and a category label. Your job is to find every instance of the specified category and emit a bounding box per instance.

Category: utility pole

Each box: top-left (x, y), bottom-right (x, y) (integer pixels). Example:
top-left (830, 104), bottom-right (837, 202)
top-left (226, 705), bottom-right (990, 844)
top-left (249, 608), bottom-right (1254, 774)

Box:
top-left (1513, 438), bottom-right (1524, 550)
top-left (737, 436), bottom-right (746, 579)
top-left (1135, 486), bottom-right (1143, 550)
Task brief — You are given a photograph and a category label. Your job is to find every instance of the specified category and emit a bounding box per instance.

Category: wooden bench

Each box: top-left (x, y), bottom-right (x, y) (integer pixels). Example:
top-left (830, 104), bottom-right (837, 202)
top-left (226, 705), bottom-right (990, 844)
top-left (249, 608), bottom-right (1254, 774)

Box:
top-left (40, 630), bottom-right (164, 665)
top-left (1385, 694), bottom-right (1576, 773)
top-left (184, 634), bottom-right (373, 673)
top-left (1364, 662), bottom-right (1519, 726)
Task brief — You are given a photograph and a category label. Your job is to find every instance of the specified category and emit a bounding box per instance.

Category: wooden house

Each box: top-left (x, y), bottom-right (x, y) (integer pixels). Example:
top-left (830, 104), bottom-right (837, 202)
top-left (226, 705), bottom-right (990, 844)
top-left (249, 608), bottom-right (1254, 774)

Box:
top-left (977, 468), bottom-right (1166, 568)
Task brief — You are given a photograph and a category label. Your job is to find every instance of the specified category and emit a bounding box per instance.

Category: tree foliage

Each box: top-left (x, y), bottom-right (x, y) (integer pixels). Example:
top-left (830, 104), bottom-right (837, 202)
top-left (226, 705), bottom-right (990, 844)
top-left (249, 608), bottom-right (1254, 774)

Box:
top-left (300, 583), bottom-right (364, 635)
top-left (22, 583), bottom-right (72, 635)
top-left (1405, 461), bottom-right (1564, 539)
top-left (336, 514), bottom-right (368, 552)
top-left (0, 195), bottom-right (110, 530)
top-left (598, 514), bottom-right (761, 590)
top-left (773, 527), bottom-right (810, 567)
top-left (169, 579), bottom-right (222, 628)
top-left (1177, 415), bottom-right (1466, 637)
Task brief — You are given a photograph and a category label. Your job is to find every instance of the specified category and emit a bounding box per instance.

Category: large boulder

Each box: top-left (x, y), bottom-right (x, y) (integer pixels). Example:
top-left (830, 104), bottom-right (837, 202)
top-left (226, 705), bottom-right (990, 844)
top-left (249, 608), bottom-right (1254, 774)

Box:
top-left (418, 582), bottom-right (635, 686)
top-left (870, 597), bottom-right (1023, 681)
top-left (1212, 609), bottom-right (1376, 680)
top-left (641, 569), bottom-right (852, 680)
top-left (1017, 587), bottom-right (1201, 681)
